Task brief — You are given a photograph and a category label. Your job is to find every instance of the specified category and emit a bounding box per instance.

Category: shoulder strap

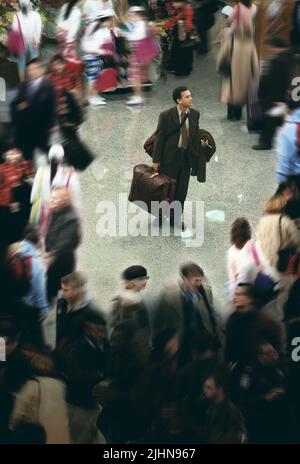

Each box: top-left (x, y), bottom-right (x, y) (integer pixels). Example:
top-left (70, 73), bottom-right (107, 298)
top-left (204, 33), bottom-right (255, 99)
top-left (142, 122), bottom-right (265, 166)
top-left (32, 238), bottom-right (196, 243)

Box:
top-left (66, 172), bottom-right (72, 188)
top-left (16, 14), bottom-right (26, 49)
top-left (251, 241), bottom-right (261, 267)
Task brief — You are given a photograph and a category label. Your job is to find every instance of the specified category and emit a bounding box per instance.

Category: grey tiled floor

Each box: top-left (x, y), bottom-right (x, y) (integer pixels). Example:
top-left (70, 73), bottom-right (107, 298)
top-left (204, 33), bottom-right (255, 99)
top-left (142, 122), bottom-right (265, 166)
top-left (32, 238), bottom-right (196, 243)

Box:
top-left (77, 43), bottom-right (277, 313)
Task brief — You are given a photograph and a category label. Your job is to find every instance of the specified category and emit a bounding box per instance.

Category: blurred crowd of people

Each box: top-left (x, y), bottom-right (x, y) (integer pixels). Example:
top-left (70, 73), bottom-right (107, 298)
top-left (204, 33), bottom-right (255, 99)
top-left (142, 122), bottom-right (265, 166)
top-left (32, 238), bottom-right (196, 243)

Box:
top-left (216, 0), bottom-right (300, 164)
top-left (2, 191), bottom-right (300, 443)
top-left (1, 0), bottom-right (300, 447)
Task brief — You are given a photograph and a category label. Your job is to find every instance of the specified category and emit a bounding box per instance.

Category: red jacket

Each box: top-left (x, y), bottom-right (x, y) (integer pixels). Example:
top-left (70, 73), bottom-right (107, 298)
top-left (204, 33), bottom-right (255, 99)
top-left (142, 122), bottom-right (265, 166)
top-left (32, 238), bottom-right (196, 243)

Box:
top-left (165, 4), bottom-right (194, 32)
top-left (0, 160), bottom-right (34, 207)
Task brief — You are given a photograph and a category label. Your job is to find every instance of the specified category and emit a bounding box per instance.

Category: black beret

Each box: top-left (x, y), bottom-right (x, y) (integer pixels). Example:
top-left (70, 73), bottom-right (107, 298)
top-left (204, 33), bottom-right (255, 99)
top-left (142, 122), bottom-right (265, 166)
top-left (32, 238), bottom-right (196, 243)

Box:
top-left (122, 265), bottom-right (148, 281)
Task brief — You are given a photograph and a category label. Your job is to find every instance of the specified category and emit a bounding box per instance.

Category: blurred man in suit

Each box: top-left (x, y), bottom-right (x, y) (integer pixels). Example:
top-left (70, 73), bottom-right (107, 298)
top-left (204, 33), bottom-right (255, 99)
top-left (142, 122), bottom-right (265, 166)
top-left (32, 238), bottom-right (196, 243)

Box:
top-left (11, 58), bottom-right (56, 161)
top-left (152, 262), bottom-right (222, 363)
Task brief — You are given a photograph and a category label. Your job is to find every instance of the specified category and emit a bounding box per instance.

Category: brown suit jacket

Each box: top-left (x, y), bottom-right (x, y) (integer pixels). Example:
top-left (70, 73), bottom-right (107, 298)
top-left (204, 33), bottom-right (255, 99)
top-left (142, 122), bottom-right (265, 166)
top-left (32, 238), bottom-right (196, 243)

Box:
top-left (152, 106), bottom-right (200, 166)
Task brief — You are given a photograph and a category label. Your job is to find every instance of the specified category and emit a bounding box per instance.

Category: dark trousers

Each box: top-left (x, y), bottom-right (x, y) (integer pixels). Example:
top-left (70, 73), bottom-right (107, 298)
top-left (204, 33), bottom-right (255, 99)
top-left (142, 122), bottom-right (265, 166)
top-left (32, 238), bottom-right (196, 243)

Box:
top-left (47, 252), bottom-right (76, 302)
top-left (160, 148), bottom-right (191, 222)
top-left (16, 302), bottom-right (45, 348)
top-left (197, 28), bottom-right (209, 54)
top-left (259, 115), bottom-right (283, 148)
top-left (227, 104), bottom-right (242, 121)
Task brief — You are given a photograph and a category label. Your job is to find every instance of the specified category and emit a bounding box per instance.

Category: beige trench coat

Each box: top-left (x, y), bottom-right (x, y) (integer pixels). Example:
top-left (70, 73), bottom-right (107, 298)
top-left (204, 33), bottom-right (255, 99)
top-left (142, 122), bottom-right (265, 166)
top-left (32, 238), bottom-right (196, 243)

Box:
top-left (217, 29), bottom-right (260, 106)
top-left (9, 377), bottom-right (70, 444)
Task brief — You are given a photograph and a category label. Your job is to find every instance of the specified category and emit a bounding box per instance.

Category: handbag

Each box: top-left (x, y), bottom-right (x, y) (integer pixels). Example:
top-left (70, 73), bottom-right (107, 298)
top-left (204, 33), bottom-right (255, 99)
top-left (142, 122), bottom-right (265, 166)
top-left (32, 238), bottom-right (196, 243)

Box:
top-left (251, 242), bottom-right (277, 300)
top-left (62, 130), bottom-right (95, 171)
top-left (144, 111), bottom-right (188, 158)
top-left (7, 14), bottom-right (26, 56)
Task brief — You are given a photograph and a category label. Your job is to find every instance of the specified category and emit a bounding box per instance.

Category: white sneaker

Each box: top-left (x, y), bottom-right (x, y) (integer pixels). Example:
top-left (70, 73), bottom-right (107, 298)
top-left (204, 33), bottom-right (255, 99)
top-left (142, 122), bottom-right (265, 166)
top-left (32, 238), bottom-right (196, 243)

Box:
top-left (181, 227), bottom-right (194, 239)
top-left (126, 96), bottom-right (144, 105)
top-left (89, 96), bottom-right (107, 106)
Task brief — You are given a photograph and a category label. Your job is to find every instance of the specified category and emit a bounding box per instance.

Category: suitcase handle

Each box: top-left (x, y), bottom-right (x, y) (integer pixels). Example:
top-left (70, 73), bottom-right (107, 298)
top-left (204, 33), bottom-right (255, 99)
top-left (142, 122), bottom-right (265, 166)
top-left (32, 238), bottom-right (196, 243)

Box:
top-left (150, 172), bottom-right (159, 179)
top-left (129, 166), bottom-right (152, 198)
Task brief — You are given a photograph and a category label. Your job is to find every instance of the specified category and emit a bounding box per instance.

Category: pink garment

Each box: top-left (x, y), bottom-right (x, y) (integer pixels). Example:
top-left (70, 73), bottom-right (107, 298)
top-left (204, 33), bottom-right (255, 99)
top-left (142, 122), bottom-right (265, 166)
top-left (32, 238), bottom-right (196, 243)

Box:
top-left (229, 3), bottom-right (257, 33)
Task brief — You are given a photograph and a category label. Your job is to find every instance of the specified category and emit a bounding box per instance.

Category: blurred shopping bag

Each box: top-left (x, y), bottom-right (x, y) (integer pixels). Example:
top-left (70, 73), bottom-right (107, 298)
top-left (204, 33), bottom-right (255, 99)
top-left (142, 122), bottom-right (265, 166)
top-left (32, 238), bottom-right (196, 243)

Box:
top-left (135, 36), bottom-right (161, 65)
top-left (94, 68), bottom-right (117, 92)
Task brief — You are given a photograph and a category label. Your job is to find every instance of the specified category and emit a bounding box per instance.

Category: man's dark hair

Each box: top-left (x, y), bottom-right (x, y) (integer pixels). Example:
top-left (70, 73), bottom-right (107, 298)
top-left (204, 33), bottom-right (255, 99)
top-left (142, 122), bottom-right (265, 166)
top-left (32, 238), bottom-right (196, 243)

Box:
top-left (240, 0), bottom-right (252, 7)
top-left (230, 217), bottom-right (251, 249)
top-left (26, 57), bottom-right (42, 67)
top-left (24, 224), bottom-right (40, 245)
top-left (4, 142), bottom-right (19, 152)
top-left (172, 86), bottom-right (189, 104)
top-left (180, 262), bottom-right (204, 279)
top-left (237, 282), bottom-right (260, 303)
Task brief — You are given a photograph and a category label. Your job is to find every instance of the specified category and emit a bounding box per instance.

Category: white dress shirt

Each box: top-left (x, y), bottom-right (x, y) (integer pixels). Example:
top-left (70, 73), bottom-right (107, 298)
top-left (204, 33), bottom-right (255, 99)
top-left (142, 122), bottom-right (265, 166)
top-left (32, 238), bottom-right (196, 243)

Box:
top-left (27, 76), bottom-right (44, 97)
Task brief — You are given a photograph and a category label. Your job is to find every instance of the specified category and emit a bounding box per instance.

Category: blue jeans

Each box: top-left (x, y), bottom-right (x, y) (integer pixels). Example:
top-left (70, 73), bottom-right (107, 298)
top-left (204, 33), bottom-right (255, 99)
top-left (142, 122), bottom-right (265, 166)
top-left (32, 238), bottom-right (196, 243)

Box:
top-left (17, 43), bottom-right (39, 74)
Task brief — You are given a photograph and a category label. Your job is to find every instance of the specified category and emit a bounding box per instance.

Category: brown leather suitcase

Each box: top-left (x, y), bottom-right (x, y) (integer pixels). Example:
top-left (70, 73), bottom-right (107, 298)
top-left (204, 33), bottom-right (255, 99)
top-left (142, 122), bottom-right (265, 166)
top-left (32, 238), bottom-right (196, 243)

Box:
top-left (128, 164), bottom-right (176, 213)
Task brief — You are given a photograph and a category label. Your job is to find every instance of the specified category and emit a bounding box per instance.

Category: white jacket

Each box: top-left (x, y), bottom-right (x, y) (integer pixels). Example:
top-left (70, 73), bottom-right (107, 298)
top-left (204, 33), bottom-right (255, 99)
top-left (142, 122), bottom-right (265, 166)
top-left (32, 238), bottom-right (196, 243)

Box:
top-left (57, 3), bottom-right (82, 43)
top-left (83, 0), bottom-right (114, 20)
top-left (81, 24), bottom-right (113, 54)
top-left (123, 19), bottom-right (147, 41)
top-left (12, 10), bottom-right (42, 46)
top-left (9, 377), bottom-right (70, 444)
